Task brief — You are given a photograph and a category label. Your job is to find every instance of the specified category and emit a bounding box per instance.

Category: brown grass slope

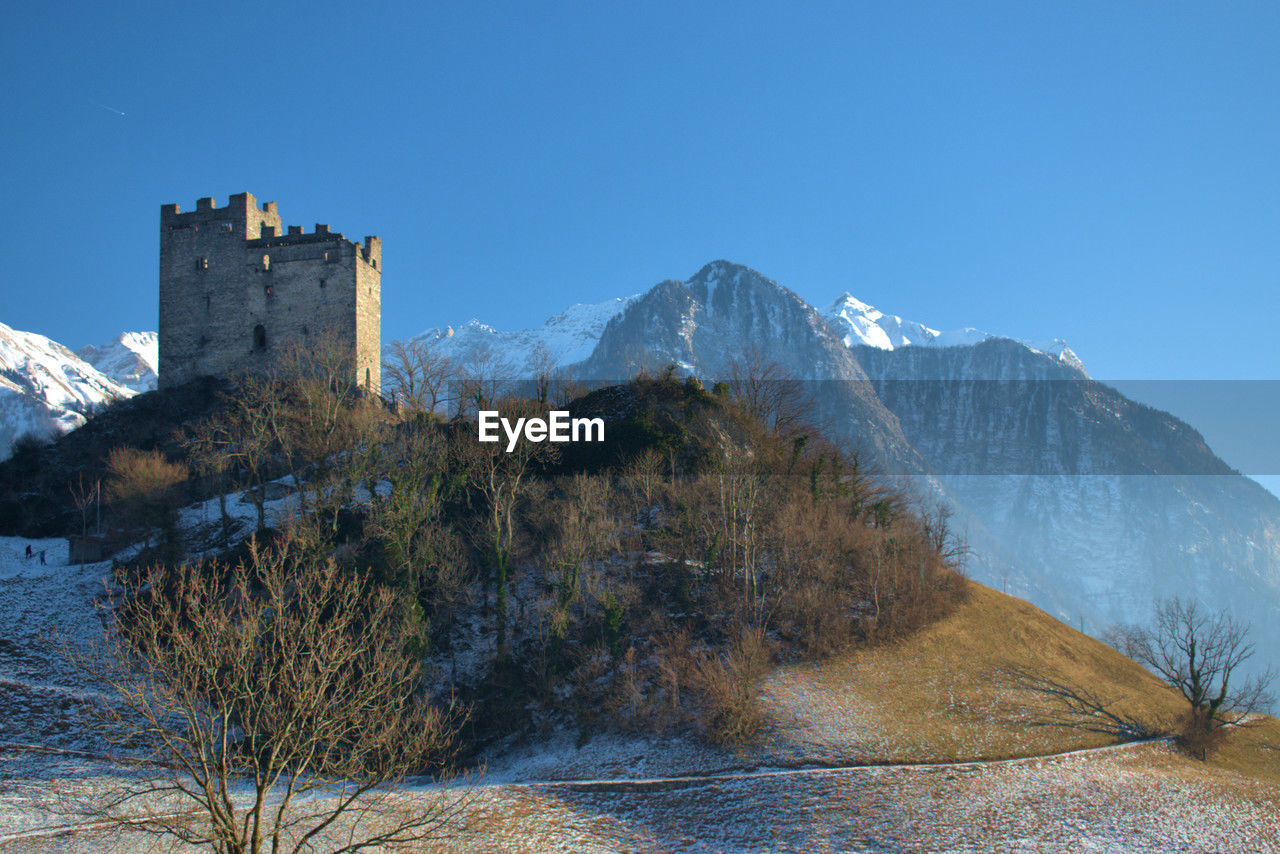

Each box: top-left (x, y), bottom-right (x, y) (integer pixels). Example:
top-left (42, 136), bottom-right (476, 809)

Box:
top-left (757, 578), bottom-right (1280, 786)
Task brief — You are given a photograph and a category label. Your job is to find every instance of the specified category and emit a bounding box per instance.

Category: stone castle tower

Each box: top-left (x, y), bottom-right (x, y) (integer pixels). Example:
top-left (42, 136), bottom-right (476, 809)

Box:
top-left (158, 192), bottom-right (381, 393)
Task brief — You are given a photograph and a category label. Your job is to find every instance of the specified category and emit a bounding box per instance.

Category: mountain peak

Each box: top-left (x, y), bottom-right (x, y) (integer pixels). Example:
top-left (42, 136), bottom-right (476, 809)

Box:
top-left (824, 291), bottom-right (960, 350)
top-left (690, 259), bottom-right (750, 282)
top-left (822, 291), bottom-right (1079, 363)
top-left (0, 321), bottom-right (141, 459)
top-left (77, 331), bottom-right (158, 393)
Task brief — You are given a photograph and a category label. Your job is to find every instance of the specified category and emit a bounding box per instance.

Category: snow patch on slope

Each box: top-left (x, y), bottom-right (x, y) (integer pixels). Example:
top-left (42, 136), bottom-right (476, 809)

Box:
top-left (825, 293), bottom-right (1086, 373)
top-left (77, 332), bottom-right (158, 393)
top-left (825, 293), bottom-right (988, 350)
top-left (0, 322), bottom-right (139, 459)
top-left (406, 295), bottom-right (638, 373)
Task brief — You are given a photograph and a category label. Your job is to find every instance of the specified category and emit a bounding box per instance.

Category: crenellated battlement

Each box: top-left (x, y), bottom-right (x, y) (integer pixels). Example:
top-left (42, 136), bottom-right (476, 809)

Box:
top-left (158, 192), bottom-right (381, 393)
top-left (162, 192), bottom-right (279, 221)
top-left (162, 195), bottom-right (379, 260)
top-left (161, 191), bottom-right (282, 239)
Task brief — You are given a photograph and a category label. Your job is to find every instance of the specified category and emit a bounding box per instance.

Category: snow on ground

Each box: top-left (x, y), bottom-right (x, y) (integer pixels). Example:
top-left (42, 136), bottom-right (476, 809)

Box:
top-left (174, 476), bottom-right (299, 554)
top-left (3, 742), bottom-right (1278, 852)
top-left (0, 478), bottom-right (307, 784)
top-left (498, 742), bottom-right (1280, 853)
top-left (0, 537), bottom-right (116, 775)
top-left (481, 730), bottom-right (740, 785)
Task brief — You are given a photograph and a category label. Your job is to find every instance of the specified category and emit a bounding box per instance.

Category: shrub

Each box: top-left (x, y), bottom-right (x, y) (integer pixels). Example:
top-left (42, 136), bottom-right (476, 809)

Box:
top-left (11, 428), bottom-right (54, 457)
top-left (693, 627), bottom-right (771, 745)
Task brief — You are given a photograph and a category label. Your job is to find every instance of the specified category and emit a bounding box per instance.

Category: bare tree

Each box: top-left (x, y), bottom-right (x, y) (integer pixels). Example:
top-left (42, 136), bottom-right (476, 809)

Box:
top-left (192, 375), bottom-right (277, 531)
top-left (920, 502), bottom-right (969, 569)
top-left (61, 532), bottom-right (468, 853)
top-left (384, 337), bottom-right (455, 414)
top-left (1004, 599), bottom-right (1274, 759)
top-left (268, 335), bottom-right (380, 524)
top-left (623, 449), bottom-right (665, 529)
top-left (527, 342), bottom-right (557, 405)
top-left (182, 336), bottom-right (379, 536)
top-left (1126, 598), bottom-right (1274, 734)
top-left (462, 398), bottom-right (557, 655)
top-left (452, 343), bottom-right (515, 420)
top-left (724, 349), bottom-right (814, 437)
top-left (715, 444), bottom-right (765, 613)
top-left (541, 472), bottom-right (618, 616)
top-left (363, 425), bottom-right (470, 666)
top-left (181, 420), bottom-right (237, 546)
top-left (69, 474), bottom-right (98, 570)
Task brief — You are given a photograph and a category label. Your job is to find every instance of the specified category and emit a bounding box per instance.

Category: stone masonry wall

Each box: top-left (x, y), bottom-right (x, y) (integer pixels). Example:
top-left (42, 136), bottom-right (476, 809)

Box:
top-left (158, 192), bottom-right (380, 394)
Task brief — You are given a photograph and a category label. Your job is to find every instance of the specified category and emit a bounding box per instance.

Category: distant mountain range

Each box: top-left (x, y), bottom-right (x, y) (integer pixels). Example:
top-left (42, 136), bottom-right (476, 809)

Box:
top-left (409, 296), bottom-right (638, 375)
top-left (421, 260), bottom-right (1280, 677)
top-left (4, 261), bottom-right (1277, 677)
top-left (0, 324), bottom-right (155, 456)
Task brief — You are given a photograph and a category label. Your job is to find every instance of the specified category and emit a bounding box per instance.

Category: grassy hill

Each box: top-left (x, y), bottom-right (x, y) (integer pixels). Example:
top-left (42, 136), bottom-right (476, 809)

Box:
top-left (454, 578), bottom-right (1280, 851)
top-left (486, 577), bottom-right (1280, 793)
top-left (757, 579), bottom-right (1280, 784)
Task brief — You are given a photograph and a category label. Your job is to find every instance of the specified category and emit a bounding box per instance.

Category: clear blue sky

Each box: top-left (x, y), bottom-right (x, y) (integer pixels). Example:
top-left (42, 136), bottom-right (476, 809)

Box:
top-left (3, 1), bottom-right (1278, 387)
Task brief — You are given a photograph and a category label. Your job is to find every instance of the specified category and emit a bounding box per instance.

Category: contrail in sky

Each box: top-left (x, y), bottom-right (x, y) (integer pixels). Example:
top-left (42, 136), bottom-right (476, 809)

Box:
top-left (91, 100), bottom-right (125, 117)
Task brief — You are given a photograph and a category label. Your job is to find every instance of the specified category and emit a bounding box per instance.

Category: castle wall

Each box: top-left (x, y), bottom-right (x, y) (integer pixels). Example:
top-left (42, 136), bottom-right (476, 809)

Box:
top-left (158, 193), bottom-right (380, 394)
top-left (355, 236), bottom-right (382, 393)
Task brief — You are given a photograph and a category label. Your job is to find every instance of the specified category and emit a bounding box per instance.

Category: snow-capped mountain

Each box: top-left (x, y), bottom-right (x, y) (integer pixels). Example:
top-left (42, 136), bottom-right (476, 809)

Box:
top-left (406, 296), bottom-right (638, 375)
top-left (825, 292), bottom-right (989, 351)
top-left (824, 293), bottom-right (1088, 374)
top-left (77, 332), bottom-right (158, 393)
top-left (575, 261), bottom-right (927, 471)
top-left (0, 322), bottom-right (141, 459)
top-left (569, 262), bottom-right (1280, 679)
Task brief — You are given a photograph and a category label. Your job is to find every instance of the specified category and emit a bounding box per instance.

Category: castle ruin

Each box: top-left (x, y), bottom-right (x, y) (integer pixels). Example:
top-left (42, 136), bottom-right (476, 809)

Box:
top-left (158, 192), bottom-right (381, 393)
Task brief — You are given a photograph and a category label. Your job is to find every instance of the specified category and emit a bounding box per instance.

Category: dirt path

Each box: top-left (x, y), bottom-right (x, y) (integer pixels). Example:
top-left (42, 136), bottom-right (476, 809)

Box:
top-left (518, 737), bottom-right (1163, 792)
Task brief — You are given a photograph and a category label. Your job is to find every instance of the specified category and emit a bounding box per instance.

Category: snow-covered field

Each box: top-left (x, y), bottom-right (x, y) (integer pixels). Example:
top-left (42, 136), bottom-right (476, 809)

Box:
top-left (3, 742), bottom-right (1278, 852)
top-left (0, 537), bottom-right (113, 773)
top-left (0, 483), bottom-right (294, 782)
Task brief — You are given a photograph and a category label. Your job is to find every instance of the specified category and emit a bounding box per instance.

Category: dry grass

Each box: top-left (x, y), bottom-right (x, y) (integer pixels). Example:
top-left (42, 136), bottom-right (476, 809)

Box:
top-left (758, 579), bottom-right (1190, 764)
top-left (755, 578), bottom-right (1280, 791)
top-left (1210, 717), bottom-right (1280, 787)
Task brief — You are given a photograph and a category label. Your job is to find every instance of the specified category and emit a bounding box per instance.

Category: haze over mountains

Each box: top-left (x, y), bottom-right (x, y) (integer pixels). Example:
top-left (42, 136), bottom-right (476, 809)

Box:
top-left (423, 260), bottom-right (1280, 678)
top-left (2, 261), bottom-right (1277, 677)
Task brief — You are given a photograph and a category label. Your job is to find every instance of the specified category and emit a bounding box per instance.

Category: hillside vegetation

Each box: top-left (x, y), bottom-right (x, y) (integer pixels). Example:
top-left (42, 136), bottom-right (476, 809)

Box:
top-left (11, 352), bottom-right (1278, 792)
top-left (4, 358), bottom-right (1280, 852)
top-left (15, 357), bottom-right (972, 754)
